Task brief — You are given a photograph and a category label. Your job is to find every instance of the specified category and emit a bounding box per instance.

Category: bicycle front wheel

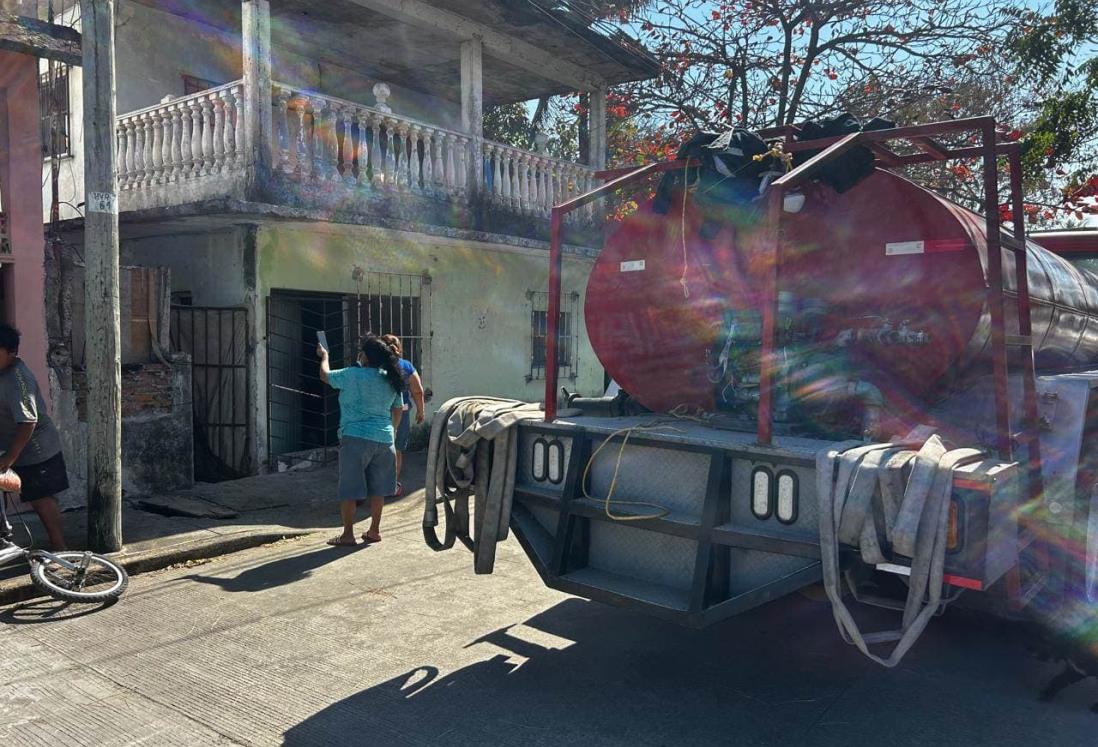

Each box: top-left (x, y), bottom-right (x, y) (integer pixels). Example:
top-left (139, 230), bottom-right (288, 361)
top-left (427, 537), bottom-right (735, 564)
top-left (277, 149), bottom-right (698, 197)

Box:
top-left (30, 552), bottom-right (129, 603)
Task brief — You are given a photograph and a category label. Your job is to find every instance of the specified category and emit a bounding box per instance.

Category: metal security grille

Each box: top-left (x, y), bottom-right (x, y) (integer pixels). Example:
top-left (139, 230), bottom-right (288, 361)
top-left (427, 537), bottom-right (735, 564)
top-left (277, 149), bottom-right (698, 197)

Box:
top-left (38, 64), bottom-right (70, 159)
top-left (267, 292), bottom-right (345, 468)
top-left (266, 278), bottom-right (429, 469)
top-left (0, 212), bottom-right (10, 255)
top-left (528, 290), bottom-right (578, 382)
top-left (346, 270), bottom-right (431, 375)
top-left (170, 306), bottom-right (252, 481)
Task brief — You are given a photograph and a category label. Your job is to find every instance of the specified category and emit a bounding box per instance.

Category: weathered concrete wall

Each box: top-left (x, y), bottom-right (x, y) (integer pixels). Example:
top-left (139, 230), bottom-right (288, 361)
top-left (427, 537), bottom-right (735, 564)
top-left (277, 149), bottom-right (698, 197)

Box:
top-left (273, 51), bottom-right (462, 132)
top-left (51, 358), bottom-right (193, 508)
top-left (114, 1), bottom-right (243, 114)
top-left (253, 221), bottom-right (603, 466)
top-left (120, 226), bottom-right (254, 307)
top-left (119, 225), bottom-right (259, 478)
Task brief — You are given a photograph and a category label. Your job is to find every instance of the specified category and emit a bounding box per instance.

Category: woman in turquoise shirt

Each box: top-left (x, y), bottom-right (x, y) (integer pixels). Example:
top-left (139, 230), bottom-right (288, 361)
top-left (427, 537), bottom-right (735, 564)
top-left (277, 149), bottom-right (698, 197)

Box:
top-left (319, 334), bottom-right (405, 546)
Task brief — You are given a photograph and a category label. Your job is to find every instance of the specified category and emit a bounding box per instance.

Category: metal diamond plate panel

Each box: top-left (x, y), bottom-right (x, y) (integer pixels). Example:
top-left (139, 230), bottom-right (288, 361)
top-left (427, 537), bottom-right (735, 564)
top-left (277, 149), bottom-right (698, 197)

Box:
top-left (728, 549), bottom-right (818, 596)
top-left (526, 504), bottom-right (558, 537)
top-left (588, 521), bottom-right (697, 592)
top-left (588, 442), bottom-right (710, 521)
top-left (729, 459), bottom-right (818, 539)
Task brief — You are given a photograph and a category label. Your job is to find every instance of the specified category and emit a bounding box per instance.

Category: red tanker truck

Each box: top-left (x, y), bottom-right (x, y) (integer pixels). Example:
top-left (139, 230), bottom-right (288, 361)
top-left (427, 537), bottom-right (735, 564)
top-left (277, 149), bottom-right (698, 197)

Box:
top-left (423, 116), bottom-right (1098, 668)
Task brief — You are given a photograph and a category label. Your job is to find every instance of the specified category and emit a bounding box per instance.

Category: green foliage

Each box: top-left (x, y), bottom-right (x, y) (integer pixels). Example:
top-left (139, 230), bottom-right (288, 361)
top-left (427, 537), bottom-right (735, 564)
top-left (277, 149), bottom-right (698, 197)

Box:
top-left (1010, 1), bottom-right (1098, 178)
top-left (484, 102), bottom-right (535, 151)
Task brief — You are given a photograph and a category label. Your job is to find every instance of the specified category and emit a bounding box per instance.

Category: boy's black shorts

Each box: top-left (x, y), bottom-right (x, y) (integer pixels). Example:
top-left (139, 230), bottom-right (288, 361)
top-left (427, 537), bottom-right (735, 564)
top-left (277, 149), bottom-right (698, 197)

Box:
top-left (11, 453), bottom-right (69, 501)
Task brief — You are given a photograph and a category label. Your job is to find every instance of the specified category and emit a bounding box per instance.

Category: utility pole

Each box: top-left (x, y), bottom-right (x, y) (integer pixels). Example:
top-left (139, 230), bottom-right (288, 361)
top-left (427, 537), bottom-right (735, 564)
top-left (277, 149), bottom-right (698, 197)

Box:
top-left (81, 0), bottom-right (122, 552)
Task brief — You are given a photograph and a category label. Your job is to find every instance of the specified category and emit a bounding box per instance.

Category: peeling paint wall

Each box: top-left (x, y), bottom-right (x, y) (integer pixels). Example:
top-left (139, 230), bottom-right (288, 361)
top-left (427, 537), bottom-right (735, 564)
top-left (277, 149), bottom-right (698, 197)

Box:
top-left (51, 359), bottom-right (194, 508)
top-left (120, 226), bottom-right (254, 308)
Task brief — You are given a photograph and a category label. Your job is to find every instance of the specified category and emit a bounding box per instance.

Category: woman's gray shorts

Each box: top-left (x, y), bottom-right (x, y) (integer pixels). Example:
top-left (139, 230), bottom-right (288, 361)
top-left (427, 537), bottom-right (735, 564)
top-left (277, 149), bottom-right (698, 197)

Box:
top-left (337, 436), bottom-right (397, 500)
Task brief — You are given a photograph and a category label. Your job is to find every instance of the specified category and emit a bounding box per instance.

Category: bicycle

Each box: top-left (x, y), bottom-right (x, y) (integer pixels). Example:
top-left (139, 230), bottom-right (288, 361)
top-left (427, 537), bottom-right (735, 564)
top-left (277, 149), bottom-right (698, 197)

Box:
top-left (1, 472), bottom-right (128, 604)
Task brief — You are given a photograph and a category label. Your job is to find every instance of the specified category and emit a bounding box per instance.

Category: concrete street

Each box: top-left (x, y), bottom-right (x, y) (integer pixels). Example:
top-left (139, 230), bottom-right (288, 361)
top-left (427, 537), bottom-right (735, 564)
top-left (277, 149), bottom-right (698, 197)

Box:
top-left (1, 492), bottom-right (1096, 746)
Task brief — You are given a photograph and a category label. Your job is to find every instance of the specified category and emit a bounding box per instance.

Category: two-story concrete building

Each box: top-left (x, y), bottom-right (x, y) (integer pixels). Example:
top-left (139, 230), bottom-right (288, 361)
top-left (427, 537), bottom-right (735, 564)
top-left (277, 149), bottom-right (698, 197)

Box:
top-left (46, 0), bottom-right (657, 487)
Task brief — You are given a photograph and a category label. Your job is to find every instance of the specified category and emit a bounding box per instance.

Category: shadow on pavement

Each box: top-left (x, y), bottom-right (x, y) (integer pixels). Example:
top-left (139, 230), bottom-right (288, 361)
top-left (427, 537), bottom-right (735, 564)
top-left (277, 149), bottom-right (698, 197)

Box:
top-left (19, 452), bottom-right (429, 555)
top-left (0, 596), bottom-right (118, 624)
top-left (185, 543), bottom-right (371, 593)
top-left (282, 596), bottom-right (1096, 747)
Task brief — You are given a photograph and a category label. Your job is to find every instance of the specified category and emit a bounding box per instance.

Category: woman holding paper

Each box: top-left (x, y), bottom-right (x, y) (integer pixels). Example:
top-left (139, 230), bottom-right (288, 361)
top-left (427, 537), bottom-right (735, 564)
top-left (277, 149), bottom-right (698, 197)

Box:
top-left (318, 334), bottom-right (405, 546)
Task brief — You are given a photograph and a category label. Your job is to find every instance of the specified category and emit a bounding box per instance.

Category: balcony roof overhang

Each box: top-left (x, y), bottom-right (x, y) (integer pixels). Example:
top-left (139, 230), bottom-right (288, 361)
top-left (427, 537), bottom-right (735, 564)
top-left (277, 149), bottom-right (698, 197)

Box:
top-left (0, 13), bottom-right (81, 65)
top-left (135, 0), bottom-right (658, 105)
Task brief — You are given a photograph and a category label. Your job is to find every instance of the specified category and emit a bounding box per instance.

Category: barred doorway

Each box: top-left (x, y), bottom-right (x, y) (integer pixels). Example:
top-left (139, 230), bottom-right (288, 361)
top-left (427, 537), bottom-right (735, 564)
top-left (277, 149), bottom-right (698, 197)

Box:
top-left (266, 273), bottom-right (429, 469)
top-left (170, 305), bottom-right (253, 482)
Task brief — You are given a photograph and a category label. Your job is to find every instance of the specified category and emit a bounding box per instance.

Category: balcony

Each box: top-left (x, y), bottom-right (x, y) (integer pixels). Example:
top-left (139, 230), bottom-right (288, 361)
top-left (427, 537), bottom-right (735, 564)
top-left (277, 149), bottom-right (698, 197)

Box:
top-left (96, 0), bottom-right (659, 242)
top-left (115, 79), bottom-right (600, 236)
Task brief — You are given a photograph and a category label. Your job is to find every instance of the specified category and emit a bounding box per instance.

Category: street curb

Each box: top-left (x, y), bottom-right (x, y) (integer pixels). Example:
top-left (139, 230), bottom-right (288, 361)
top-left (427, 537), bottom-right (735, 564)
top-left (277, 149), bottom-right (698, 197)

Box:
top-left (0, 529), bottom-right (315, 607)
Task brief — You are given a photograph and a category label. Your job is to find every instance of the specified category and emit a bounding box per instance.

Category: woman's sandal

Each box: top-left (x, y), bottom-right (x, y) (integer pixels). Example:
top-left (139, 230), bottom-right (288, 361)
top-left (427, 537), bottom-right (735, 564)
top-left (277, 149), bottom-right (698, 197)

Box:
top-left (361, 532), bottom-right (382, 544)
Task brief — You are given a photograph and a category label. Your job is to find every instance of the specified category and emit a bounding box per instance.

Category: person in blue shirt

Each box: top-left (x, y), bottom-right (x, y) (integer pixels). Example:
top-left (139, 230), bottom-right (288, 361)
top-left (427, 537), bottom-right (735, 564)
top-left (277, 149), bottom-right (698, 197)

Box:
top-left (381, 334), bottom-right (425, 497)
top-left (319, 334), bottom-right (405, 546)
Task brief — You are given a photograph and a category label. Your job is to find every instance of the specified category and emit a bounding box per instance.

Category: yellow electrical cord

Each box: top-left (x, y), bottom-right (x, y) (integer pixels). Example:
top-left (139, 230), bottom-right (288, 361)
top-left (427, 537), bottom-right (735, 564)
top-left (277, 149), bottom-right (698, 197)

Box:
top-left (581, 405), bottom-right (711, 522)
top-left (753, 142), bottom-right (794, 171)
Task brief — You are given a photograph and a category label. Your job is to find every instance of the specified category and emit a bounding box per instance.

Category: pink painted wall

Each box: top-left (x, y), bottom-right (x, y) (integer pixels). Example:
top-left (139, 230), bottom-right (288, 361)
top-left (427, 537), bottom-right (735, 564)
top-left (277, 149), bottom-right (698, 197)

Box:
top-left (0, 50), bottom-right (51, 406)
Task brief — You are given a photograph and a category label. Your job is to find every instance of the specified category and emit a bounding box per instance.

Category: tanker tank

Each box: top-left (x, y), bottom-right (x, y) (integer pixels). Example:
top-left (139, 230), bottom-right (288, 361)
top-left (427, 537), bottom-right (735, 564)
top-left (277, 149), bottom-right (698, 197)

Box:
top-left (585, 169), bottom-right (1098, 438)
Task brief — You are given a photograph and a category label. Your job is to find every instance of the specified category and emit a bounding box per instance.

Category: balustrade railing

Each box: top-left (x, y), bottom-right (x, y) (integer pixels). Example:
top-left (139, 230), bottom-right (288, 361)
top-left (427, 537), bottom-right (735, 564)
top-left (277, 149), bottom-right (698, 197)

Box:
top-left (480, 141), bottom-right (595, 219)
top-left (272, 83), bottom-right (474, 198)
top-left (111, 78), bottom-right (597, 221)
top-left (116, 81), bottom-right (244, 190)
top-left (271, 83), bottom-right (597, 219)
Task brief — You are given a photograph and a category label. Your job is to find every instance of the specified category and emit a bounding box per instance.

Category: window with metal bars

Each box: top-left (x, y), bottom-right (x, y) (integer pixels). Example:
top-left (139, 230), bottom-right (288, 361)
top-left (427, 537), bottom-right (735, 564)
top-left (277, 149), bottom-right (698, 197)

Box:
top-left (344, 270), bottom-right (431, 381)
top-left (182, 74), bottom-right (220, 96)
top-left (528, 290), bottom-right (578, 382)
top-left (39, 64), bottom-right (70, 159)
top-left (0, 211), bottom-right (9, 255)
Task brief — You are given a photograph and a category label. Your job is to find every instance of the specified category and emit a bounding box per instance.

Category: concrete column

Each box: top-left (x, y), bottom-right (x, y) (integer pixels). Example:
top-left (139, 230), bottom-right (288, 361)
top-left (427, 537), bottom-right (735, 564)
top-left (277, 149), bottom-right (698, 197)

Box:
top-left (587, 85), bottom-right (607, 171)
top-left (81, 0), bottom-right (123, 552)
top-left (241, 0), bottom-right (272, 198)
top-left (460, 37), bottom-right (483, 191)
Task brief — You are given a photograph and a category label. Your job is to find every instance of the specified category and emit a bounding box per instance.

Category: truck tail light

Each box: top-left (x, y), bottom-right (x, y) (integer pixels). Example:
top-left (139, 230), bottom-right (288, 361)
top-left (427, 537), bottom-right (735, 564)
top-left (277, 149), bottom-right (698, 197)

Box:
top-left (751, 466), bottom-right (773, 520)
top-left (776, 470), bottom-right (799, 524)
top-left (531, 438), bottom-right (548, 482)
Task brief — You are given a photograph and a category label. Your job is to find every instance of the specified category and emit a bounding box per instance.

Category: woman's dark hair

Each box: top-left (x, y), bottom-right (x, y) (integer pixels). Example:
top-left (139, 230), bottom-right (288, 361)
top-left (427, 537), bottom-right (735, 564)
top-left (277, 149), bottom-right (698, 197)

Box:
top-left (0, 324), bottom-right (20, 354)
top-left (361, 334), bottom-right (405, 394)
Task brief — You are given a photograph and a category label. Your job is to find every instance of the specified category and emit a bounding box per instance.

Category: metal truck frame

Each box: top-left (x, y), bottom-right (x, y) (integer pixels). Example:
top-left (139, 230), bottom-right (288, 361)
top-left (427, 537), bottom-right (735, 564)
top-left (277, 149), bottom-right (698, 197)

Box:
top-left (512, 117), bottom-right (1081, 626)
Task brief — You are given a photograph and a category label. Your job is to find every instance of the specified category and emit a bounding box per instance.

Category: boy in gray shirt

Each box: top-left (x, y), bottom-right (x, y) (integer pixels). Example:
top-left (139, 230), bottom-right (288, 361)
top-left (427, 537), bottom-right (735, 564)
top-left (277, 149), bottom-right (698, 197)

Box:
top-left (0, 324), bottom-right (67, 549)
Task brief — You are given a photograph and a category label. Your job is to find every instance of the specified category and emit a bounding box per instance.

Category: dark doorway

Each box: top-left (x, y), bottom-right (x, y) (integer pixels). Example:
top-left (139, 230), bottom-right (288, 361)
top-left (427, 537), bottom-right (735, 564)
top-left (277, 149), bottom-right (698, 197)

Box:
top-left (170, 305), bottom-right (253, 481)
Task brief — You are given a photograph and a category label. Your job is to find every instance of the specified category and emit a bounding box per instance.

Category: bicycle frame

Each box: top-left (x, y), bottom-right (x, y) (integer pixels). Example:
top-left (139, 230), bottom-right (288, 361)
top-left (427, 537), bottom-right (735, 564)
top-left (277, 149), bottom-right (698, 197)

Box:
top-left (0, 492), bottom-right (85, 571)
top-left (0, 540), bottom-right (24, 566)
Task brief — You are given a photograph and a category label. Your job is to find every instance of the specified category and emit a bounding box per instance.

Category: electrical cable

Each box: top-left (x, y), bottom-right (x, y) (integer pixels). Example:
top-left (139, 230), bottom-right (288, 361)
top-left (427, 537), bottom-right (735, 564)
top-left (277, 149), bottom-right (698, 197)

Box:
top-left (580, 404), bottom-right (710, 522)
top-left (522, 0), bottom-right (654, 70)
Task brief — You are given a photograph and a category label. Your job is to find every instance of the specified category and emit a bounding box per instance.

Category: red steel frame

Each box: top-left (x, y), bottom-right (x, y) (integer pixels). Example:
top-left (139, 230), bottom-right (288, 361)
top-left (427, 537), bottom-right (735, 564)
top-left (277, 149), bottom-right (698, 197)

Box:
top-left (545, 117), bottom-right (1036, 461)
